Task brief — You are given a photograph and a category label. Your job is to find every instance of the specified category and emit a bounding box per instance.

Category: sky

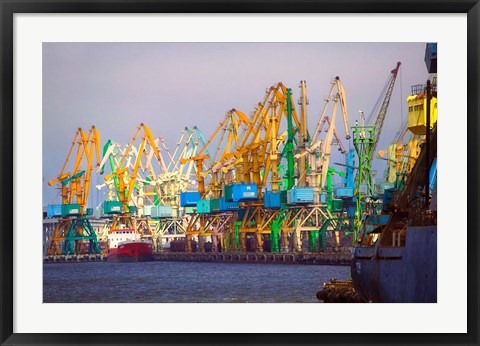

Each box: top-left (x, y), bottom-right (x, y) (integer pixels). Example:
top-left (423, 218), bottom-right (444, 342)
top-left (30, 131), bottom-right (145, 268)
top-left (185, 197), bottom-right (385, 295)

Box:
top-left (42, 42), bottom-right (429, 208)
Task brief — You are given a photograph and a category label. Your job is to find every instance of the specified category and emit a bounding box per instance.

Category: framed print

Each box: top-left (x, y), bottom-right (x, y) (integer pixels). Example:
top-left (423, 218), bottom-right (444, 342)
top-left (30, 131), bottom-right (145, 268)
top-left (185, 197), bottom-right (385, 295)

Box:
top-left (1, 0), bottom-right (479, 345)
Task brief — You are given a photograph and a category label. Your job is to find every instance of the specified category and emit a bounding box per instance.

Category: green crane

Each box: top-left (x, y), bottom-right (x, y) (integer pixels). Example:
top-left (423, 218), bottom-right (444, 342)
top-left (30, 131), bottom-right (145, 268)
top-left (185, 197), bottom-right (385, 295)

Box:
top-left (269, 88), bottom-right (297, 252)
top-left (352, 62), bottom-right (401, 242)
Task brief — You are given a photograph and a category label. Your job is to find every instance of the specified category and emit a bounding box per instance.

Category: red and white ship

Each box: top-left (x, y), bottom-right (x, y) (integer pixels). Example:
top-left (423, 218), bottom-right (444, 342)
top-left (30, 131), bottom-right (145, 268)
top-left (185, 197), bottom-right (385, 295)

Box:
top-left (106, 227), bottom-right (153, 263)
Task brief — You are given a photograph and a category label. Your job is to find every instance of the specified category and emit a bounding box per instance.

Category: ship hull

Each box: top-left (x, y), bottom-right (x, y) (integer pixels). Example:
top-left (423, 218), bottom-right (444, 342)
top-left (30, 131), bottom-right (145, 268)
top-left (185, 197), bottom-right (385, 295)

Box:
top-left (351, 225), bottom-right (437, 303)
top-left (107, 241), bottom-right (153, 263)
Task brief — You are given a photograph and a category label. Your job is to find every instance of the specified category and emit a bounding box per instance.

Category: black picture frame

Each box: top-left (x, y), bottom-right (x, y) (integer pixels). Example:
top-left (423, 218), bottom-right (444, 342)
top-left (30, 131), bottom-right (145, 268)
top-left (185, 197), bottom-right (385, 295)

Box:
top-left (1, 1), bottom-right (479, 345)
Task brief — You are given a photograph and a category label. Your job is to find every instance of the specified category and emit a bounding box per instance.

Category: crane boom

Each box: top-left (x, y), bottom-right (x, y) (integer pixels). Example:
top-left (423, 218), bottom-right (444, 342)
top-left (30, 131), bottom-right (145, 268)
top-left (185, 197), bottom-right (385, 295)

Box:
top-left (105, 123), bottom-right (163, 213)
top-left (372, 62), bottom-right (401, 153)
top-left (48, 126), bottom-right (100, 213)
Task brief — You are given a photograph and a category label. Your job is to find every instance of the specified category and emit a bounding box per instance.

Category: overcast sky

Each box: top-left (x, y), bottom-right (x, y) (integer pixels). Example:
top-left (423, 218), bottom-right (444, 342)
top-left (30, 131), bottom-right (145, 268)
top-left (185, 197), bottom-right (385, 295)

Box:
top-left (43, 42), bottom-right (429, 208)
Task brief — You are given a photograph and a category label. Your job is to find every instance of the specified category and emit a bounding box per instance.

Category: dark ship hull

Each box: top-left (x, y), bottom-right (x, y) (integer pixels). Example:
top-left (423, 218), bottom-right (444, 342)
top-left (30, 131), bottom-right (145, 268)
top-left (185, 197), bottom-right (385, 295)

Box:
top-left (351, 225), bottom-right (437, 303)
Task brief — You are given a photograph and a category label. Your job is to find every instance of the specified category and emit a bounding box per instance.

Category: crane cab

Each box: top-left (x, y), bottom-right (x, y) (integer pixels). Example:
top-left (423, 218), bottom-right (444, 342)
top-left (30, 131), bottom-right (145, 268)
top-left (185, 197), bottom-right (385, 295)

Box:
top-left (407, 91), bottom-right (437, 135)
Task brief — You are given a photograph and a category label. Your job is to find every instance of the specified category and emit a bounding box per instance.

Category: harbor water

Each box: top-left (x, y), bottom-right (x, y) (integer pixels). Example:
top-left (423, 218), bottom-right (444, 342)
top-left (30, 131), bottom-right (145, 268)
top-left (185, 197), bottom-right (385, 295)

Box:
top-left (43, 261), bottom-right (350, 303)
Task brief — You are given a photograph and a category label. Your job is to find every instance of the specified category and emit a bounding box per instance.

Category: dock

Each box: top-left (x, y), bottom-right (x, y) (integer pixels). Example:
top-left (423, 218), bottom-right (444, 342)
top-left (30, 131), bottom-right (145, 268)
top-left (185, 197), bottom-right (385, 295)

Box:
top-left (43, 251), bottom-right (352, 266)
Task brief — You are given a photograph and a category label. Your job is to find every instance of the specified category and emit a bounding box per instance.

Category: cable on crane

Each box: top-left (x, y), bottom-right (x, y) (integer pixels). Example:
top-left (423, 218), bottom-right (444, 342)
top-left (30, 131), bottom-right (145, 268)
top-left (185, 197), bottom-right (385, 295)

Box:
top-left (366, 75), bottom-right (391, 125)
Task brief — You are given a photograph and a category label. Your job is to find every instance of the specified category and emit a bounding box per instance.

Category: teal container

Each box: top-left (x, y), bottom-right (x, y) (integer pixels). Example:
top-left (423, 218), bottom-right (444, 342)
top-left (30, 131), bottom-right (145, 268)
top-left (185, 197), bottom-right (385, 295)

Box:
top-left (332, 199), bottom-right (344, 212)
top-left (224, 185), bottom-right (234, 202)
top-left (196, 199), bottom-right (210, 214)
top-left (375, 182), bottom-right (395, 195)
top-left (103, 200), bottom-right (122, 214)
top-left (61, 203), bottom-right (81, 217)
top-left (128, 206), bottom-right (138, 215)
top-left (151, 205), bottom-right (173, 218)
top-left (210, 199), bottom-right (220, 212)
top-left (280, 190), bottom-right (288, 205)
top-left (158, 205), bottom-right (173, 217)
top-left (184, 207), bottom-right (196, 214)
top-left (196, 199), bottom-right (221, 214)
top-left (144, 205), bottom-right (153, 216)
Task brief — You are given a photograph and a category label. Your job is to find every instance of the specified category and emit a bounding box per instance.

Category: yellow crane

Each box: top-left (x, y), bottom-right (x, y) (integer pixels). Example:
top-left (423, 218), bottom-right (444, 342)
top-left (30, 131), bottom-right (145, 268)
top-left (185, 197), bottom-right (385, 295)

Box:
top-left (180, 108), bottom-right (249, 197)
top-left (180, 109), bottom-right (250, 252)
top-left (104, 123), bottom-right (164, 249)
top-left (378, 79), bottom-right (438, 188)
top-left (227, 82), bottom-right (302, 252)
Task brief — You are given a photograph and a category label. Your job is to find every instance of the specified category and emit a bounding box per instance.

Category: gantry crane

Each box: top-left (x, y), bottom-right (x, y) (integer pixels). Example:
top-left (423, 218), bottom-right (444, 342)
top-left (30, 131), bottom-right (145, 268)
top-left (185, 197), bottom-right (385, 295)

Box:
top-left (180, 109), bottom-right (250, 252)
top-left (97, 140), bottom-right (161, 215)
top-left (225, 82), bottom-right (304, 252)
top-left (277, 78), bottom-right (352, 253)
top-left (47, 126), bottom-right (102, 255)
top-left (146, 127), bottom-right (209, 249)
top-left (104, 123), bottom-right (164, 250)
top-left (295, 77), bottom-right (350, 193)
top-left (97, 140), bottom-right (139, 206)
top-left (180, 108), bottom-right (249, 197)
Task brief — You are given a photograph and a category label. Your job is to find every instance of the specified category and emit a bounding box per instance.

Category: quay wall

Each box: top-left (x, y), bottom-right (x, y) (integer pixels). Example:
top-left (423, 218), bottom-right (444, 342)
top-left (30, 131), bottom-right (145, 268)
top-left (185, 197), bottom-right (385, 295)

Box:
top-left (44, 251), bottom-right (352, 266)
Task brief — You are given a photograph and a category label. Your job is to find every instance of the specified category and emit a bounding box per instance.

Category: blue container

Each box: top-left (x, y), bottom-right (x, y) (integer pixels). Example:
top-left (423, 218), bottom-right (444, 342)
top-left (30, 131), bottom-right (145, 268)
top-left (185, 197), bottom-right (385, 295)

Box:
top-left (237, 208), bottom-right (247, 222)
top-left (180, 192), bottom-right (201, 207)
top-left (382, 188), bottom-right (394, 210)
top-left (336, 187), bottom-right (354, 198)
top-left (287, 187), bottom-right (314, 205)
top-left (344, 201), bottom-right (357, 218)
top-left (263, 191), bottom-right (281, 209)
top-left (425, 43), bottom-right (437, 73)
top-left (367, 214), bottom-right (390, 226)
top-left (61, 203), bottom-right (81, 217)
top-left (47, 204), bottom-right (62, 218)
top-left (320, 193), bottom-right (327, 204)
top-left (226, 184), bottom-right (258, 202)
top-left (219, 198), bottom-right (239, 211)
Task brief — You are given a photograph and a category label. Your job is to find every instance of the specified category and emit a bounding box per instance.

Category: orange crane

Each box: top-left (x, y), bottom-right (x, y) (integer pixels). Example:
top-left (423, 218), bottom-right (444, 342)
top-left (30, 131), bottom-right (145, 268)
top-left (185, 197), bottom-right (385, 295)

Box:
top-left (232, 83), bottom-right (301, 191)
top-left (47, 126), bottom-right (101, 255)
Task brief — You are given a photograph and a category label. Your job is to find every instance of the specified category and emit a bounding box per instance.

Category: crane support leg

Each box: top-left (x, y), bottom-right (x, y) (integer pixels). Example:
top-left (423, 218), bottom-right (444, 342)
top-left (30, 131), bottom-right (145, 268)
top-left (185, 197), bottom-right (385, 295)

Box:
top-left (63, 218), bottom-right (100, 255)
